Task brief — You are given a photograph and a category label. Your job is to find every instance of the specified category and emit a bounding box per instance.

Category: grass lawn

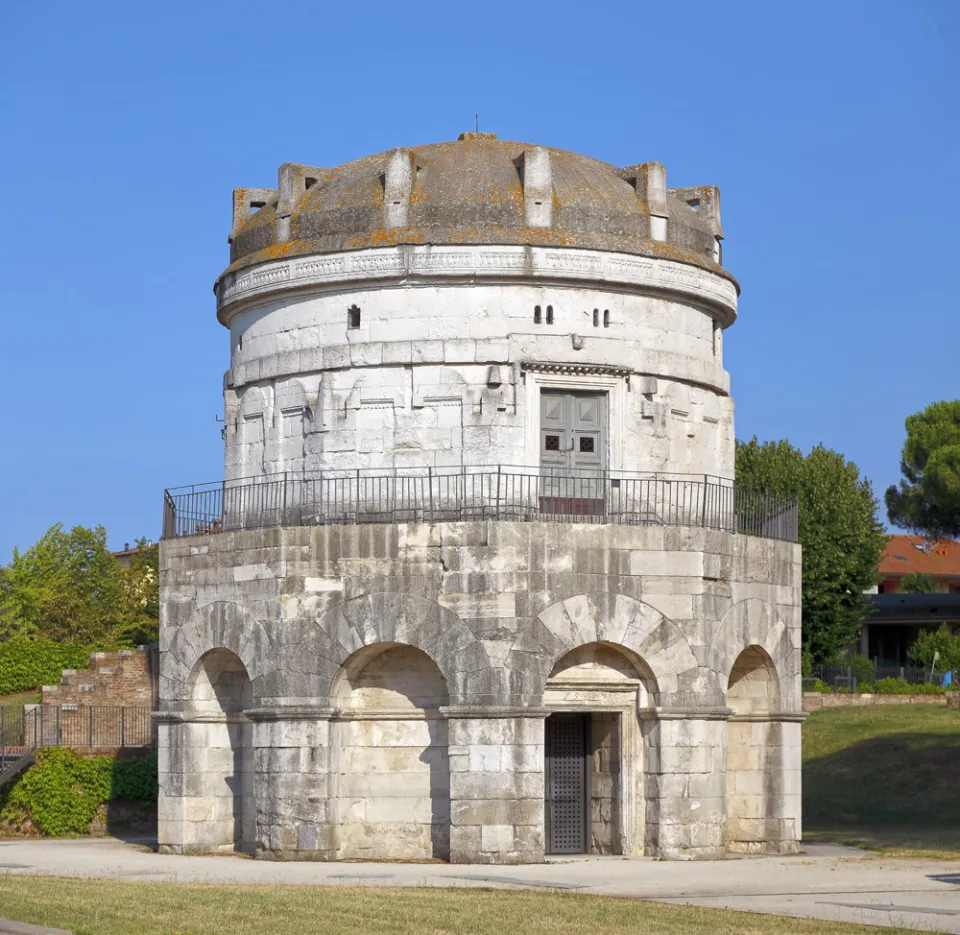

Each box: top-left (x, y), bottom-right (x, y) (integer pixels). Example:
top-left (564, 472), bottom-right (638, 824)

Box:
top-left (803, 703), bottom-right (960, 856)
top-left (0, 691), bottom-right (41, 707)
top-left (0, 876), bottom-right (928, 935)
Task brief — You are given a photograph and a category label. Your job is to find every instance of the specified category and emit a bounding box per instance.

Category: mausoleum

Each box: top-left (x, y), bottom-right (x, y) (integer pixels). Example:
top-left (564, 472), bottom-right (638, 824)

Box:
top-left (158, 133), bottom-right (802, 863)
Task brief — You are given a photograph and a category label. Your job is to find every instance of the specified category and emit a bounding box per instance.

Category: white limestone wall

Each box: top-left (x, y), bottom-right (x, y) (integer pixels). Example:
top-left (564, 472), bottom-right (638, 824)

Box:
top-left (221, 276), bottom-right (734, 482)
top-left (333, 645), bottom-right (450, 860)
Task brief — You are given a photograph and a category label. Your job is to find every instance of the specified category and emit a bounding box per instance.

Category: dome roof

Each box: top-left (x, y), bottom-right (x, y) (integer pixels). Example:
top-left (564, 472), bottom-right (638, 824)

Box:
top-left (223, 135), bottom-right (729, 281)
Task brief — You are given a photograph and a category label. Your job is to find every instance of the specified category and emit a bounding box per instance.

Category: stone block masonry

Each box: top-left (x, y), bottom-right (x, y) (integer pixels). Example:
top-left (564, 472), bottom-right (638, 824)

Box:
top-left (158, 521), bottom-right (802, 862)
top-left (161, 134), bottom-right (802, 864)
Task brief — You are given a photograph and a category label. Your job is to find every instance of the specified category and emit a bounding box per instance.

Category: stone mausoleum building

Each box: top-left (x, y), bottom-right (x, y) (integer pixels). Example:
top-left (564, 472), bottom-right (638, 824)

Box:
top-left (158, 134), bottom-right (803, 863)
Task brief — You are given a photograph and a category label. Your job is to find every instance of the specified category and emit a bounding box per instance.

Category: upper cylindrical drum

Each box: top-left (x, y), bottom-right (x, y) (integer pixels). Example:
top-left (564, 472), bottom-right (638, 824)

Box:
top-left (215, 136), bottom-right (738, 484)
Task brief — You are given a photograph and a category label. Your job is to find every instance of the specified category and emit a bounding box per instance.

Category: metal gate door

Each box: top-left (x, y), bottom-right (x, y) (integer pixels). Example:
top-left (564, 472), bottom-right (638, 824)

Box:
top-left (545, 714), bottom-right (588, 855)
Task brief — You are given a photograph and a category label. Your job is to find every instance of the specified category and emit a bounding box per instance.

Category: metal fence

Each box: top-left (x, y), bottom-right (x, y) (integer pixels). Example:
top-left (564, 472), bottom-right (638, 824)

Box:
top-left (0, 705), bottom-right (155, 760)
top-left (807, 664), bottom-right (956, 692)
top-left (162, 466), bottom-right (798, 543)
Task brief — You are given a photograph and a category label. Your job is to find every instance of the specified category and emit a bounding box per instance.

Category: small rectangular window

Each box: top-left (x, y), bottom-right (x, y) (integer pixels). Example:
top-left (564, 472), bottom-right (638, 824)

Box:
top-left (546, 305), bottom-right (554, 324)
top-left (603, 309), bottom-right (610, 328)
top-left (348, 304), bottom-right (361, 330)
top-left (534, 305), bottom-right (542, 324)
top-left (592, 309), bottom-right (599, 327)
top-left (545, 434), bottom-right (561, 451)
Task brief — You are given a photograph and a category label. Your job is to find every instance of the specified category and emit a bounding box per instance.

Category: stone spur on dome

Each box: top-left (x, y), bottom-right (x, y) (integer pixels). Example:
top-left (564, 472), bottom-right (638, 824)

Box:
top-left (157, 132), bottom-right (802, 864)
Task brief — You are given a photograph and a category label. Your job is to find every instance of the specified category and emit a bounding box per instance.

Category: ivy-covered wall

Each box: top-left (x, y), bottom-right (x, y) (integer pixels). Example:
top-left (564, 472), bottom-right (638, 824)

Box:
top-left (0, 748), bottom-right (157, 835)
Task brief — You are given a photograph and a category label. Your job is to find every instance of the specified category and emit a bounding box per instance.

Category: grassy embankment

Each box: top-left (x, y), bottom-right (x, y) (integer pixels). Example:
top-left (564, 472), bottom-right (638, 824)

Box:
top-left (0, 876), bottom-right (929, 935)
top-left (803, 703), bottom-right (960, 856)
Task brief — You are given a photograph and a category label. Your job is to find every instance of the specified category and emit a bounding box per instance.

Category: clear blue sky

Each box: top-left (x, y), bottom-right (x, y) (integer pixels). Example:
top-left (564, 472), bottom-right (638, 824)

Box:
top-left (0, 0), bottom-right (956, 558)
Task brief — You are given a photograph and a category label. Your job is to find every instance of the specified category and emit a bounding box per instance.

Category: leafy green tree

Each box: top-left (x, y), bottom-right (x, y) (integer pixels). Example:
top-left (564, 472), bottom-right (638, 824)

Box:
top-left (907, 624), bottom-right (960, 673)
top-left (886, 400), bottom-right (960, 539)
top-left (0, 524), bottom-right (126, 643)
top-left (737, 439), bottom-right (888, 663)
top-left (897, 572), bottom-right (938, 594)
top-left (115, 539), bottom-right (160, 645)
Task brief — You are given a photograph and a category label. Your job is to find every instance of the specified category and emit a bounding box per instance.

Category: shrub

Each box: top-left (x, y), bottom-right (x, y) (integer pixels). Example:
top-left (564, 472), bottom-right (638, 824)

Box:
top-left (856, 682), bottom-right (875, 694)
top-left (0, 637), bottom-right (104, 696)
top-left (0, 748), bottom-right (156, 836)
top-left (870, 677), bottom-right (945, 695)
top-left (907, 624), bottom-right (960, 673)
top-left (873, 677), bottom-right (913, 694)
top-left (847, 654), bottom-right (877, 686)
top-left (811, 678), bottom-right (833, 693)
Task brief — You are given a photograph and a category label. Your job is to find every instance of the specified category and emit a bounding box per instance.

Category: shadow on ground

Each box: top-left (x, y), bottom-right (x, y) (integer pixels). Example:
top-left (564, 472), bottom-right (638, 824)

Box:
top-left (804, 731), bottom-right (960, 854)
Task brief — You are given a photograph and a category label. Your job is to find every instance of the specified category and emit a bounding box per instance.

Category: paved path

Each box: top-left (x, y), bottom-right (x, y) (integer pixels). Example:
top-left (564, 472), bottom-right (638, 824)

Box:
top-left (1, 838), bottom-right (959, 933)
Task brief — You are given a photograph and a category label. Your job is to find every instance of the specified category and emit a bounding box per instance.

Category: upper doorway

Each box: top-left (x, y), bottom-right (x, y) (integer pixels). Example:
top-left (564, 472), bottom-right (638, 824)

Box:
top-left (539, 390), bottom-right (607, 514)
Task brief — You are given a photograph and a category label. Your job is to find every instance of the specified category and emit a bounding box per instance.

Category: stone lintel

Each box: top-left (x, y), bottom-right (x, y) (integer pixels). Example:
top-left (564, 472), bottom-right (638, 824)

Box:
top-left (440, 705), bottom-right (550, 720)
top-left (640, 706), bottom-right (732, 721)
top-left (244, 706), bottom-right (335, 722)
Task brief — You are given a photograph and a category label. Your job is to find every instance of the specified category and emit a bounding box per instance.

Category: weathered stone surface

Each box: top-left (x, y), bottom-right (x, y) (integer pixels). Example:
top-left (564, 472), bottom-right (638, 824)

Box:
top-left (161, 138), bottom-right (800, 864)
top-left (159, 521), bottom-right (801, 861)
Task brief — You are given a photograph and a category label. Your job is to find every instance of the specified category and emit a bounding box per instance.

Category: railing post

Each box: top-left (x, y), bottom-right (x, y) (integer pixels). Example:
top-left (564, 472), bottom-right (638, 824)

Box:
top-left (496, 465), bottom-right (502, 520)
top-left (428, 466), bottom-right (434, 522)
top-left (120, 707), bottom-right (126, 749)
top-left (56, 706), bottom-right (61, 746)
top-left (89, 707), bottom-right (93, 747)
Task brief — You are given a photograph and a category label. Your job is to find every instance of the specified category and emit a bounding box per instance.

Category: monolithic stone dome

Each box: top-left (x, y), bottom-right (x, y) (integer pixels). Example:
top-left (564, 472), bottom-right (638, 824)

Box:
top-left (225, 134), bottom-right (728, 280)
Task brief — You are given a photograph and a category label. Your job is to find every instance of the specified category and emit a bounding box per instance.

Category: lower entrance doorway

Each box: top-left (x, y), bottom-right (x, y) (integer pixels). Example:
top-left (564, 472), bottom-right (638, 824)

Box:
top-left (544, 713), bottom-right (589, 855)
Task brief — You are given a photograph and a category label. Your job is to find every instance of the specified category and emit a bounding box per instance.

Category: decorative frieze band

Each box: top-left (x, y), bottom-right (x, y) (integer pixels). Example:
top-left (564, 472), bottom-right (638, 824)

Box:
top-left (217, 246), bottom-right (738, 321)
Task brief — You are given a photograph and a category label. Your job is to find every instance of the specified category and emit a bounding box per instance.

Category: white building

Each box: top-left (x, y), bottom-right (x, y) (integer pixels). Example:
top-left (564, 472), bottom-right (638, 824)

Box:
top-left (158, 133), bottom-right (802, 863)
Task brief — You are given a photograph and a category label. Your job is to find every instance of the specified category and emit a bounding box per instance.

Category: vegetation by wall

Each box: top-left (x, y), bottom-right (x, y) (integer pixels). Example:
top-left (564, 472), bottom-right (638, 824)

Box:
top-left (0, 748), bottom-right (157, 836)
top-left (0, 637), bottom-right (103, 696)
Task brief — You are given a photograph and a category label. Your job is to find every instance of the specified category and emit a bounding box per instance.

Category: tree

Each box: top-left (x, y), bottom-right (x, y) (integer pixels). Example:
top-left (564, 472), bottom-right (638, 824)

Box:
top-left (907, 624), bottom-right (960, 673)
top-left (897, 572), bottom-right (937, 594)
top-left (115, 539), bottom-right (160, 645)
top-left (737, 439), bottom-right (888, 663)
top-left (0, 524), bottom-right (130, 644)
top-left (886, 400), bottom-right (960, 539)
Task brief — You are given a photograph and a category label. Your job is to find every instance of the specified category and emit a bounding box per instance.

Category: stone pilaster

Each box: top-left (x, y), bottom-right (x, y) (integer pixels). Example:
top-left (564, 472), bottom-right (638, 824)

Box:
top-left (444, 707), bottom-right (546, 864)
top-left (643, 708), bottom-right (728, 859)
top-left (247, 707), bottom-right (334, 860)
top-left (156, 711), bottom-right (254, 855)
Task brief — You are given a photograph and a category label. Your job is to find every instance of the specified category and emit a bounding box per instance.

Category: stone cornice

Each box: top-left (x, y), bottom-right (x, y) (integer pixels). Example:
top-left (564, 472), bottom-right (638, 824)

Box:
top-left (216, 245), bottom-right (738, 324)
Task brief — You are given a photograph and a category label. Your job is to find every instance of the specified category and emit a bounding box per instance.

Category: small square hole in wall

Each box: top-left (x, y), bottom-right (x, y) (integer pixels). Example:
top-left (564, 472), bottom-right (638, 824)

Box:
top-left (348, 304), bottom-right (361, 330)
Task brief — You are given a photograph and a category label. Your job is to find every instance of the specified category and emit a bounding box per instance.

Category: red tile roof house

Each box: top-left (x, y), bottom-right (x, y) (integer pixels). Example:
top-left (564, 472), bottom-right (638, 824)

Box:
top-left (858, 535), bottom-right (960, 664)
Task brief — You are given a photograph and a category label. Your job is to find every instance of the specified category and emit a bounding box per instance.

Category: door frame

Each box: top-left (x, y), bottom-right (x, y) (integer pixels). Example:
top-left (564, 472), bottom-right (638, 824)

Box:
top-left (523, 370), bottom-right (627, 472)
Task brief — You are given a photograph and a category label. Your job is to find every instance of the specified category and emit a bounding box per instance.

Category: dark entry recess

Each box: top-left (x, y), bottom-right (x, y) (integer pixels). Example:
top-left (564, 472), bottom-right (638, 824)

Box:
top-left (545, 714), bottom-right (589, 854)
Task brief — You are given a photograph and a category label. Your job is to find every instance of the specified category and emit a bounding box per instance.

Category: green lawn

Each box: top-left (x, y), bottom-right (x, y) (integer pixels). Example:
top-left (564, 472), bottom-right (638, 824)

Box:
top-left (0, 876), bottom-right (928, 935)
top-left (803, 704), bottom-right (960, 856)
top-left (0, 692), bottom-right (41, 707)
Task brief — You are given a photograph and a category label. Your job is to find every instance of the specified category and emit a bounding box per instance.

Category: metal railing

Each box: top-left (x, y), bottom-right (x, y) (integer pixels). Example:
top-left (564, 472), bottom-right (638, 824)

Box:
top-left (0, 705), bottom-right (154, 759)
top-left (810, 664), bottom-right (955, 689)
top-left (162, 466), bottom-right (798, 543)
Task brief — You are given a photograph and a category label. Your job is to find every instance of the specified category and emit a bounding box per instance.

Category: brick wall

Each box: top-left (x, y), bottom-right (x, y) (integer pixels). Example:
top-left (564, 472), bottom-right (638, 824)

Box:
top-left (42, 647), bottom-right (156, 708)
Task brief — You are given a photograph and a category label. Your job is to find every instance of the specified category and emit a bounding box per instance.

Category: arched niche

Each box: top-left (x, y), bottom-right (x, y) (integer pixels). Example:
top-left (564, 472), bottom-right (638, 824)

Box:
top-left (185, 649), bottom-right (255, 853)
top-left (332, 643), bottom-right (450, 861)
top-left (543, 642), bottom-right (656, 857)
top-left (725, 645), bottom-right (782, 854)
